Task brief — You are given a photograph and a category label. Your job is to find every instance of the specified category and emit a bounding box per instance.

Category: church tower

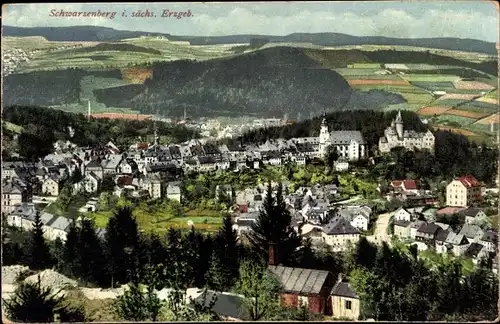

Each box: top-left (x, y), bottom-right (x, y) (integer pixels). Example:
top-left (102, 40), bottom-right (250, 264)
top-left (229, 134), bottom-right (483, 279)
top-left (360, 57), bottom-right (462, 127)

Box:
top-left (395, 110), bottom-right (404, 139)
top-left (319, 115), bottom-right (331, 158)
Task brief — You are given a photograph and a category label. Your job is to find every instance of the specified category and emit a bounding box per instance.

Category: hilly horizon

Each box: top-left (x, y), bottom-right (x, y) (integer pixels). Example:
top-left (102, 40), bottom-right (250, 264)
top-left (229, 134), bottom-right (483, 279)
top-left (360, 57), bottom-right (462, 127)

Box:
top-left (3, 25), bottom-right (497, 54)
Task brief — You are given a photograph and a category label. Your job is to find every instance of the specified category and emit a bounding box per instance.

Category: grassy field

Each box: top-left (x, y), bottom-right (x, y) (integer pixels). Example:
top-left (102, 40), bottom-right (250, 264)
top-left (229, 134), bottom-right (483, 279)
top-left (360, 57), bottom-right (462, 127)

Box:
top-left (335, 68), bottom-right (388, 76)
top-left (433, 114), bottom-right (477, 127)
top-left (14, 36), bottom-right (235, 72)
top-left (2, 36), bottom-right (99, 51)
top-left (399, 74), bottom-right (462, 82)
top-left (88, 206), bottom-right (223, 235)
top-left (347, 63), bottom-right (381, 68)
top-left (418, 249), bottom-right (475, 275)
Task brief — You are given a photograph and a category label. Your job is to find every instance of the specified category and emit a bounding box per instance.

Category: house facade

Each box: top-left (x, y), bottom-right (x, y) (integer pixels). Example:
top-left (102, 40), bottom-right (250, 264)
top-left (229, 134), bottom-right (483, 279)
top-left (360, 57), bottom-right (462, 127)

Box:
top-left (446, 175), bottom-right (483, 207)
top-left (330, 275), bottom-right (360, 320)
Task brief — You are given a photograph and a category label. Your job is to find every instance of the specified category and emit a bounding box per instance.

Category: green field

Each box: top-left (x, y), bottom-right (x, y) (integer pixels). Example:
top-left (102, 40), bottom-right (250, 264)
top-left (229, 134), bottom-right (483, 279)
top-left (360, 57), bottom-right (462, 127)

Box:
top-left (434, 98), bottom-right (474, 106)
top-left (335, 68), bottom-right (389, 76)
top-left (400, 74), bottom-right (461, 82)
top-left (347, 63), bottom-right (381, 68)
top-left (343, 74), bottom-right (403, 80)
top-left (433, 114), bottom-right (477, 127)
top-left (87, 205), bottom-right (223, 235)
top-left (354, 85), bottom-right (434, 104)
top-left (14, 36), bottom-right (235, 72)
top-left (454, 105), bottom-right (497, 114)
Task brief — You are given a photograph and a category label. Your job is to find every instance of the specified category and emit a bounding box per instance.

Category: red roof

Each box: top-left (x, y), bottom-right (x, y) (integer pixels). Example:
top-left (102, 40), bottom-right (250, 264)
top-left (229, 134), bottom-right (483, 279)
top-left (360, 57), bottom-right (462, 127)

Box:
top-left (391, 180), bottom-right (417, 190)
top-left (437, 207), bottom-right (465, 215)
top-left (402, 180), bottom-right (417, 190)
top-left (136, 143), bottom-right (149, 150)
top-left (117, 176), bottom-right (133, 186)
top-left (457, 175), bottom-right (480, 188)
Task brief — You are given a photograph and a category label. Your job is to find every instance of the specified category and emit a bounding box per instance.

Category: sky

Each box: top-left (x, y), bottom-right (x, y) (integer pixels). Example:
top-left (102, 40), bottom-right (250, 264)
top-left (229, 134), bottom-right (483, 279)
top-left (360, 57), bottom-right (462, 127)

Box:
top-left (2, 2), bottom-right (499, 42)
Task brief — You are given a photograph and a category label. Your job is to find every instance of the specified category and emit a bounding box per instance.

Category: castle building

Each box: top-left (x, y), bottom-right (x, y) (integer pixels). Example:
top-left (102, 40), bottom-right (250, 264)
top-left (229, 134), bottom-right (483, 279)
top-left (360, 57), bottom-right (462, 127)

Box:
top-left (378, 111), bottom-right (435, 153)
top-left (319, 117), bottom-right (367, 162)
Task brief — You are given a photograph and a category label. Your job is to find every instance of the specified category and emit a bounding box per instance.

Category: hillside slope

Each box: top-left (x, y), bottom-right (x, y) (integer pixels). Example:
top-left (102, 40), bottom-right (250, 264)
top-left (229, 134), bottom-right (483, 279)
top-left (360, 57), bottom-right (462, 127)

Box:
top-left (94, 47), bottom-right (356, 117)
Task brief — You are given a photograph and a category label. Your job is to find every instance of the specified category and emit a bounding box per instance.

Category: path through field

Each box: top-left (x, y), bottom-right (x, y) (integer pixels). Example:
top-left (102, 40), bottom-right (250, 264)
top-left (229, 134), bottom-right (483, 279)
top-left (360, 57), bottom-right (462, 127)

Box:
top-left (366, 212), bottom-right (393, 247)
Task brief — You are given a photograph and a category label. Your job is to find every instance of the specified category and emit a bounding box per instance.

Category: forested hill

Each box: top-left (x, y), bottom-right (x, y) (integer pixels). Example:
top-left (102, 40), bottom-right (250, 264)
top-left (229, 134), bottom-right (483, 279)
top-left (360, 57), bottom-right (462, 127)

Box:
top-left (2, 105), bottom-right (198, 160)
top-left (94, 47), bottom-right (354, 117)
top-left (4, 25), bottom-right (496, 54)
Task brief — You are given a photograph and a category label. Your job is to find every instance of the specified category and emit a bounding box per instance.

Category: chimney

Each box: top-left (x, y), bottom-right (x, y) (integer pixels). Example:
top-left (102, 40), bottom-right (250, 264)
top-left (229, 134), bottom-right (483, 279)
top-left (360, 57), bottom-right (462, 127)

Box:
top-left (338, 273), bottom-right (344, 283)
top-left (268, 243), bottom-right (277, 266)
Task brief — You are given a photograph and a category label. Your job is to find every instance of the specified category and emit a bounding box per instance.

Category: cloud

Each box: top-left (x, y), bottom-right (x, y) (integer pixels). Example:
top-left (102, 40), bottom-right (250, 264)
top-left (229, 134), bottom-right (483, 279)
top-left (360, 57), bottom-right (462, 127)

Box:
top-left (2, 3), bottom-right (498, 42)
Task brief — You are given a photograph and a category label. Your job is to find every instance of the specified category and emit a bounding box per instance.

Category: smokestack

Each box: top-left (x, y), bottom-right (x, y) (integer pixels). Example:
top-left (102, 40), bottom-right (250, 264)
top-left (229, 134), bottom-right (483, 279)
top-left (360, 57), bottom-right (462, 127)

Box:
top-left (268, 243), bottom-right (277, 266)
top-left (87, 100), bottom-right (91, 119)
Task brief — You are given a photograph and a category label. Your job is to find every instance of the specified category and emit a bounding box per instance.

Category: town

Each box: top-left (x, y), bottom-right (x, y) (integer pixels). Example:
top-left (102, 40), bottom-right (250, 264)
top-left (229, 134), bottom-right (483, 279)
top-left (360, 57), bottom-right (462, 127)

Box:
top-left (2, 106), bottom-right (498, 321)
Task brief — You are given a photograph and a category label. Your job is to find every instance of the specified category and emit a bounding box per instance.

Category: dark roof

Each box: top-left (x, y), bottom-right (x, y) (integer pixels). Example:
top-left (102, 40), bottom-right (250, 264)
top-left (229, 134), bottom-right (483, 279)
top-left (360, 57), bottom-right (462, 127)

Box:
top-left (394, 220), bottom-right (411, 228)
top-left (417, 223), bottom-right (441, 235)
top-left (323, 216), bottom-right (360, 235)
top-left (435, 229), bottom-right (450, 242)
top-left (268, 265), bottom-right (330, 295)
top-left (86, 160), bottom-right (102, 168)
top-left (331, 281), bottom-right (359, 299)
top-left (460, 207), bottom-right (483, 217)
top-left (481, 230), bottom-right (498, 243)
top-left (189, 290), bottom-right (250, 321)
top-left (198, 156), bottom-right (216, 164)
top-left (464, 242), bottom-right (485, 258)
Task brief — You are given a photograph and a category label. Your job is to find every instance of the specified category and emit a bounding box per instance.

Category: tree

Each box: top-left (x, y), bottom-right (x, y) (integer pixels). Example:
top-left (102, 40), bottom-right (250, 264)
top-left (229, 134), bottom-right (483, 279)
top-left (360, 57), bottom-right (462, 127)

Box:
top-left (78, 218), bottom-right (107, 285)
top-left (114, 266), bottom-right (163, 322)
top-left (101, 174), bottom-right (116, 192)
top-left (206, 214), bottom-right (239, 291)
top-left (233, 261), bottom-right (282, 321)
top-left (247, 181), bottom-right (301, 264)
top-left (70, 167), bottom-right (83, 184)
top-left (105, 206), bottom-right (140, 287)
top-left (61, 222), bottom-right (80, 278)
top-left (56, 184), bottom-right (73, 211)
top-left (3, 276), bottom-right (86, 323)
top-left (27, 211), bottom-right (53, 270)
top-left (325, 144), bottom-right (339, 168)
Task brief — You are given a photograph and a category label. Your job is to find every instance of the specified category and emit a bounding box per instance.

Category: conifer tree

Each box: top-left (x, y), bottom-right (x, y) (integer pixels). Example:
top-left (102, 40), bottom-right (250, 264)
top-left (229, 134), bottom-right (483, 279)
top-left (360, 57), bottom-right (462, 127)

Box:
top-left (105, 206), bottom-right (140, 287)
top-left (3, 276), bottom-right (86, 323)
top-left (78, 218), bottom-right (107, 285)
top-left (62, 221), bottom-right (80, 278)
top-left (248, 181), bottom-right (301, 264)
top-left (27, 211), bottom-right (53, 270)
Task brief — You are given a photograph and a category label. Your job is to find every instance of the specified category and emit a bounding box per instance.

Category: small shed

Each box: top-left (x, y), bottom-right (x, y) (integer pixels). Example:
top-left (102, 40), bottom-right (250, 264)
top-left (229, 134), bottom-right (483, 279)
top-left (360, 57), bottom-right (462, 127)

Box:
top-left (268, 265), bottom-right (335, 315)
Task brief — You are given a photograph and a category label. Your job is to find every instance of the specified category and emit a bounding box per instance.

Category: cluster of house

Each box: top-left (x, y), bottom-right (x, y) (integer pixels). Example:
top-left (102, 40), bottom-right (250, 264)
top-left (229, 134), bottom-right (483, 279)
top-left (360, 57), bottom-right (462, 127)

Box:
top-left (3, 201), bottom-right (106, 242)
top-left (232, 182), bottom-right (372, 253)
top-left (393, 206), bottom-right (497, 264)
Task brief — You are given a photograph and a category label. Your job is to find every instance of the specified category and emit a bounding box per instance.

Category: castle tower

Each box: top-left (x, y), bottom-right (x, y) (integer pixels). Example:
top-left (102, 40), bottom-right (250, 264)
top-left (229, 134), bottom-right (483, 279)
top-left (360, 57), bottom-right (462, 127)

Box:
top-left (319, 115), bottom-right (331, 158)
top-left (395, 110), bottom-right (404, 139)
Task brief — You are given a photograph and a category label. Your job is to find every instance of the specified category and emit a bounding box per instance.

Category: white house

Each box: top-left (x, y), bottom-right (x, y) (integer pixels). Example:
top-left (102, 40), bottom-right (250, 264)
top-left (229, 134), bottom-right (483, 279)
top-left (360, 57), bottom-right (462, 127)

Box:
top-left (350, 214), bottom-right (369, 231)
top-left (394, 207), bottom-right (412, 222)
top-left (322, 217), bottom-right (360, 252)
top-left (42, 177), bottom-right (59, 197)
top-left (166, 183), bottom-right (181, 202)
top-left (445, 233), bottom-right (470, 256)
top-left (2, 181), bottom-right (24, 215)
top-left (143, 178), bottom-right (162, 199)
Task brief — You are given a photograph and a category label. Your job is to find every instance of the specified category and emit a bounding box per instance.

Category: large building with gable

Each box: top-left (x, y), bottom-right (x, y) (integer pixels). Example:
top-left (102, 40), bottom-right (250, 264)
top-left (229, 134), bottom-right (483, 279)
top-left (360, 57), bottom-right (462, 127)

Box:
top-left (318, 116), bottom-right (367, 162)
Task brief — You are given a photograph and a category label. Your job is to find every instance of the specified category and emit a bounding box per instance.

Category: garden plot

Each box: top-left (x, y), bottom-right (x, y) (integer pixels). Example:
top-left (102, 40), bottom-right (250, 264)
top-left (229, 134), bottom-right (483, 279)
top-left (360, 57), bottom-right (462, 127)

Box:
top-left (475, 113), bottom-right (500, 125)
top-left (418, 106), bottom-right (452, 116)
top-left (436, 93), bottom-right (479, 101)
top-left (410, 81), bottom-right (456, 91)
top-left (443, 109), bottom-right (490, 119)
top-left (434, 114), bottom-right (477, 127)
top-left (347, 63), bottom-right (382, 68)
top-left (453, 80), bottom-right (495, 91)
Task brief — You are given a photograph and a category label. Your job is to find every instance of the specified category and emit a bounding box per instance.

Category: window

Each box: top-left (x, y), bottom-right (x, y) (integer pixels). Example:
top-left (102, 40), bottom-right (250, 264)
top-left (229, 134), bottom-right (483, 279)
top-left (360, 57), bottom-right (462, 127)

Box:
top-left (345, 300), bottom-right (352, 310)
